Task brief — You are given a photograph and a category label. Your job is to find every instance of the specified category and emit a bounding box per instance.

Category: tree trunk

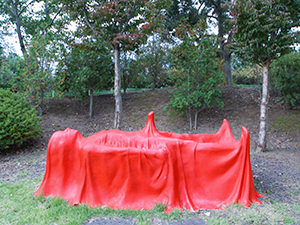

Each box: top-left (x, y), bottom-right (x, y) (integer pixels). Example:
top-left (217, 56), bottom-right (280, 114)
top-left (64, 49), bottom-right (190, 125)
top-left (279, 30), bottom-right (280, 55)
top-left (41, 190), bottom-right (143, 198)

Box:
top-left (114, 45), bottom-right (122, 129)
top-left (194, 111), bottom-right (198, 130)
top-left (152, 72), bottom-right (157, 91)
top-left (122, 72), bottom-right (126, 96)
top-left (256, 62), bottom-right (270, 152)
top-left (224, 51), bottom-right (232, 85)
top-left (89, 89), bottom-right (94, 119)
top-left (38, 90), bottom-right (44, 117)
top-left (188, 107), bottom-right (192, 131)
top-left (122, 70), bottom-right (129, 96)
top-left (13, 4), bottom-right (26, 56)
top-left (16, 20), bottom-right (26, 56)
top-left (216, 2), bottom-right (233, 85)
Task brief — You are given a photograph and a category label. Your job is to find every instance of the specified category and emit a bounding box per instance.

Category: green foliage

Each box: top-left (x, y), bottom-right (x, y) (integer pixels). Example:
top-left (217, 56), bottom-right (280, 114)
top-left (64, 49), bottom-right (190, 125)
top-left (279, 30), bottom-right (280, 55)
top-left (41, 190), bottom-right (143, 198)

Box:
top-left (121, 56), bottom-right (145, 89)
top-left (166, 0), bottom-right (204, 32)
top-left (60, 0), bottom-right (164, 51)
top-left (167, 30), bottom-right (224, 128)
top-left (132, 35), bottom-right (172, 90)
top-left (270, 52), bottom-right (300, 108)
top-left (232, 64), bottom-right (262, 85)
top-left (12, 34), bottom-right (60, 115)
top-left (0, 53), bottom-right (22, 88)
top-left (57, 38), bottom-right (113, 98)
top-left (0, 89), bottom-right (41, 150)
top-left (231, 0), bottom-right (300, 65)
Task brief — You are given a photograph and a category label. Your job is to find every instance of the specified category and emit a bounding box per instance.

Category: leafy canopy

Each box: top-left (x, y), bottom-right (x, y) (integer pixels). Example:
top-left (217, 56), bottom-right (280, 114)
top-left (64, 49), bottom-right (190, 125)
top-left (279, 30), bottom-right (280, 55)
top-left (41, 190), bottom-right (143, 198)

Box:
top-left (168, 23), bottom-right (224, 117)
top-left (57, 38), bottom-right (113, 97)
top-left (59, 0), bottom-right (168, 50)
top-left (231, 0), bottom-right (300, 65)
top-left (270, 52), bottom-right (300, 108)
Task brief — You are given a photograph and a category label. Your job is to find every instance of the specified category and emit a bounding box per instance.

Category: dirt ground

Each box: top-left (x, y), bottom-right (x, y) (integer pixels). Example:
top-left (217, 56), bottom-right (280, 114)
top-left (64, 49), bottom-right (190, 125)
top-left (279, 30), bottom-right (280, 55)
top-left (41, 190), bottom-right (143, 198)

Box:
top-left (1, 86), bottom-right (300, 209)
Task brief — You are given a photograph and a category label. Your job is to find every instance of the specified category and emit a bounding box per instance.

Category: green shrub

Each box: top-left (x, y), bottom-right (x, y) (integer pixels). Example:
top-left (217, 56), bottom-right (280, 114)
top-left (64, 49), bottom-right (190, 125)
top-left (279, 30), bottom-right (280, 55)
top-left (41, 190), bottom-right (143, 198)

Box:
top-left (232, 65), bottom-right (262, 85)
top-left (270, 52), bottom-right (300, 108)
top-left (167, 34), bottom-right (224, 131)
top-left (0, 89), bottom-right (41, 150)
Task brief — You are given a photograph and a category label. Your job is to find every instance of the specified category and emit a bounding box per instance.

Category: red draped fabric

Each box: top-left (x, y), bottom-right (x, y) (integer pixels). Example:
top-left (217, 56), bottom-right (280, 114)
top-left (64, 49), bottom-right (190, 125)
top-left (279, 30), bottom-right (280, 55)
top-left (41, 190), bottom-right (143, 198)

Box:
top-left (34, 112), bottom-right (263, 212)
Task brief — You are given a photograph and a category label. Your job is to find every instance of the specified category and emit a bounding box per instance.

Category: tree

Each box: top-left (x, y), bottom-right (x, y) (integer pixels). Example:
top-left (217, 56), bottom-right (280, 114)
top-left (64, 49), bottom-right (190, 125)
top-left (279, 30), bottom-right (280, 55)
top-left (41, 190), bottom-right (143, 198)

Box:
top-left (168, 24), bottom-right (224, 131)
top-left (199, 0), bottom-right (234, 84)
top-left (120, 55), bottom-right (145, 91)
top-left (12, 33), bottom-right (59, 116)
top-left (231, 0), bottom-right (300, 151)
top-left (270, 52), bottom-right (300, 108)
top-left (0, 53), bottom-right (22, 88)
top-left (59, 0), bottom-right (165, 129)
top-left (0, 0), bottom-right (35, 55)
top-left (165, 0), bottom-right (207, 38)
top-left (137, 35), bottom-right (170, 91)
top-left (57, 38), bottom-right (113, 119)
top-left (0, 0), bottom-right (65, 56)
top-left (165, 1), bottom-right (234, 84)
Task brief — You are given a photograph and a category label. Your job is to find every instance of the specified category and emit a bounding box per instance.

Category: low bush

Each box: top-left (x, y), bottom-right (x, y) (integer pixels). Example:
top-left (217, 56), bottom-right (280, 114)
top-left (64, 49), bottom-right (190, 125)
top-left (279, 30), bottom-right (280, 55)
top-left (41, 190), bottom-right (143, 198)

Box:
top-left (0, 89), bottom-right (41, 150)
top-left (232, 65), bottom-right (262, 85)
top-left (270, 52), bottom-right (300, 108)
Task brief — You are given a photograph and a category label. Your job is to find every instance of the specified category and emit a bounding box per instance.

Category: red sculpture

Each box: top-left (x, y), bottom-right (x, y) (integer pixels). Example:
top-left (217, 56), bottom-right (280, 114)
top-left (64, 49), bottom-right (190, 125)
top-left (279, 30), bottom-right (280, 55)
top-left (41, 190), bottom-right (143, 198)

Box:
top-left (35, 112), bottom-right (263, 212)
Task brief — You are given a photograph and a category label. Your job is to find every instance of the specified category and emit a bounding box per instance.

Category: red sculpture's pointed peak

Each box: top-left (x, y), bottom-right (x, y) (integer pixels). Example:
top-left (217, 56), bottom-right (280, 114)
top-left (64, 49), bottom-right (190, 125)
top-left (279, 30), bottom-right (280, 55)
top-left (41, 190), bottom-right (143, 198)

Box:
top-left (217, 119), bottom-right (237, 142)
top-left (142, 111), bottom-right (159, 136)
top-left (239, 126), bottom-right (250, 143)
top-left (148, 111), bottom-right (155, 119)
top-left (217, 119), bottom-right (230, 134)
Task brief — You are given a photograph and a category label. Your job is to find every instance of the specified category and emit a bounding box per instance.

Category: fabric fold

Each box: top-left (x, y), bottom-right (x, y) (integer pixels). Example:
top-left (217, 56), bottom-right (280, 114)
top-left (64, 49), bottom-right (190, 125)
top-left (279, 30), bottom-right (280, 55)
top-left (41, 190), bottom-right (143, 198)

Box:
top-left (34, 112), bottom-right (263, 211)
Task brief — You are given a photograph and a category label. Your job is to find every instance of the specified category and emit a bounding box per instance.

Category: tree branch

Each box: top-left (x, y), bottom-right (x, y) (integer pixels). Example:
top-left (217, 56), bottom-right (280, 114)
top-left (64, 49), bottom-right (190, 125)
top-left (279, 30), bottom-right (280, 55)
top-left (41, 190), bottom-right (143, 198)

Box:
top-left (84, 13), bottom-right (97, 35)
top-left (4, 0), bottom-right (17, 17)
top-left (43, 8), bottom-right (62, 34)
top-left (18, 0), bottom-right (36, 17)
top-left (207, 15), bottom-right (218, 20)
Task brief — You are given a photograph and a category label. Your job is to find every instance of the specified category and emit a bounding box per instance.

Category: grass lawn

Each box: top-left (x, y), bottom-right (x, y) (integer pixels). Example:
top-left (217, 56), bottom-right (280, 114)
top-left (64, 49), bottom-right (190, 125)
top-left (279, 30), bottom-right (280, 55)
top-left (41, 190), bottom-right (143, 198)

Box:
top-left (1, 178), bottom-right (299, 225)
top-left (0, 178), bottom-right (188, 225)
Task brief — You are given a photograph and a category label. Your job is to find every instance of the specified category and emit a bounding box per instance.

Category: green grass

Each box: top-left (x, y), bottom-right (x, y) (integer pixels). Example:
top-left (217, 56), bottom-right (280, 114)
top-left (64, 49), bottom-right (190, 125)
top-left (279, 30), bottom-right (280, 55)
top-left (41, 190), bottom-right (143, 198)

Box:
top-left (62, 88), bottom-right (152, 98)
top-left (206, 200), bottom-right (300, 225)
top-left (1, 179), bottom-right (300, 225)
top-left (271, 113), bottom-right (300, 132)
top-left (236, 84), bottom-right (261, 88)
top-left (0, 179), bottom-right (188, 225)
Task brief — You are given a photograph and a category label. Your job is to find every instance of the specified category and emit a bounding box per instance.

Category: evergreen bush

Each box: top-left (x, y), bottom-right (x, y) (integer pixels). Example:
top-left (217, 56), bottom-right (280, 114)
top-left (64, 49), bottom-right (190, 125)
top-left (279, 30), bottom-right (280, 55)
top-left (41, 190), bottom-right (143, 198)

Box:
top-left (0, 89), bottom-right (41, 150)
top-left (232, 65), bottom-right (262, 85)
top-left (270, 52), bottom-right (300, 108)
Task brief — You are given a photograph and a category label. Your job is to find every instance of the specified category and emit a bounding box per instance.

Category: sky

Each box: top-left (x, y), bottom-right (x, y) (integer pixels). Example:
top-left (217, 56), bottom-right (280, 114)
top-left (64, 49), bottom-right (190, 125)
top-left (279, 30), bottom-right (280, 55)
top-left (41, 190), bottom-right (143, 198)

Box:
top-left (2, 32), bottom-right (22, 55)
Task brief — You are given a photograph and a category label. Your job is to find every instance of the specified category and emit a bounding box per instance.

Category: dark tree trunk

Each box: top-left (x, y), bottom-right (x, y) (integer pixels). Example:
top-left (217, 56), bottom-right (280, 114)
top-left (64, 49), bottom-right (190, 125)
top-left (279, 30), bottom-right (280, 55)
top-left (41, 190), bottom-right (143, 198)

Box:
top-left (10, 2), bottom-right (27, 56)
top-left (224, 51), bottom-right (232, 84)
top-left (152, 72), bottom-right (157, 91)
top-left (36, 90), bottom-right (44, 117)
top-left (89, 89), bottom-right (94, 119)
top-left (114, 45), bottom-right (122, 129)
top-left (16, 19), bottom-right (26, 56)
top-left (122, 73), bottom-right (126, 96)
top-left (216, 0), bottom-right (232, 85)
top-left (122, 71), bottom-right (129, 96)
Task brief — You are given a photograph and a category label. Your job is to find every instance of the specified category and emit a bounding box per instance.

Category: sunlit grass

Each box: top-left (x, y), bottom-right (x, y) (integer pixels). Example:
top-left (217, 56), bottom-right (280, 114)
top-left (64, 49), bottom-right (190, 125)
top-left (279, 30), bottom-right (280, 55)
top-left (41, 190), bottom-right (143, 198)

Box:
top-left (206, 200), bottom-right (300, 225)
top-left (0, 179), bottom-right (187, 225)
top-left (1, 179), bottom-right (299, 225)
